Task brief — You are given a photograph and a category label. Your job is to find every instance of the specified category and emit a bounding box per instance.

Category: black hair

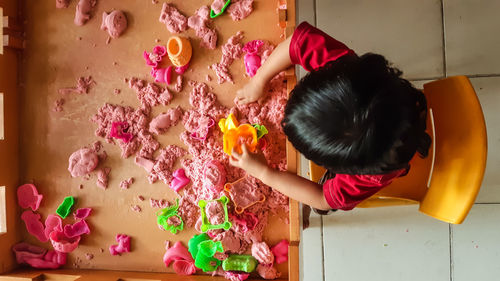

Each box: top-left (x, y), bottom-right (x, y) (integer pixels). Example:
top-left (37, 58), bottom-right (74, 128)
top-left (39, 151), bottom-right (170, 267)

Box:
top-left (282, 53), bottom-right (431, 175)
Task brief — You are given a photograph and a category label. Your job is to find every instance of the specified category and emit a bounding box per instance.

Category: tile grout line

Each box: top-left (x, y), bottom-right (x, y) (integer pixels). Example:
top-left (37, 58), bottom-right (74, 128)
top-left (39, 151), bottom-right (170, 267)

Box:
top-left (441, 0), bottom-right (447, 77)
top-left (449, 224), bottom-right (454, 281)
top-left (320, 215), bottom-right (326, 281)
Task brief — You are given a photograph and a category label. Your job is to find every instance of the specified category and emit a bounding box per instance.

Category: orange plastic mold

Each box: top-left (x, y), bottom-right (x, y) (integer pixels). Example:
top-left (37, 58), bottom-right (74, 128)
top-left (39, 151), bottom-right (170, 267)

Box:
top-left (223, 124), bottom-right (258, 156)
top-left (167, 36), bottom-right (192, 67)
top-left (224, 176), bottom-right (266, 214)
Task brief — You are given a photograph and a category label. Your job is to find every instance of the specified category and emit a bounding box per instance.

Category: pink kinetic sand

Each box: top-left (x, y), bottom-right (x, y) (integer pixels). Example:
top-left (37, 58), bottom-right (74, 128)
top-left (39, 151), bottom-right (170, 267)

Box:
top-left (190, 117), bottom-right (215, 142)
top-left (21, 210), bottom-right (48, 242)
top-left (85, 253), bottom-right (94, 260)
top-left (174, 75), bottom-right (183, 92)
top-left (163, 241), bottom-right (196, 275)
top-left (213, 229), bottom-right (246, 254)
top-left (147, 145), bottom-right (186, 184)
top-left (167, 215), bottom-right (181, 226)
top-left (226, 176), bottom-right (265, 212)
top-left (101, 10), bottom-right (128, 38)
top-left (53, 98), bottom-right (65, 112)
top-left (128, 77), bottom-right (173, 110)
top-left (92, 103), bottom-right (158, 159)
top-left (271, 239), bottom-right (289, 264)
top-left (206, 201), bottom-right (225, 225)
top-left (188, 6), bottom-right (218, 49)
top-left (58, 76), bottom-right (95, 95)
top-left (64, 220), bottom-right (90, 238)
top-left (210, 31), bottom-right (244, 84)
top-left (256, 264), bottom-right (281, 280)
top-left (74, 0), bottom-right (97, 26)
top-left (135, 156), bottom-right (155, 172)
top-left (159, 3), bottom-right (188, 34)
top-left (170, 168), bottom-right (190, 192)
top-left (211, 0), bottom-right (227, 14)
top-left (109, 234), bottom-right (131, 256)
top-left (56, 0), bottom-right (70, 9)
top-left (131, 205), bottom-right (142, 212)
top-left (202, 160), bottom-right (226, 193)
top-left (229, 211), bottom-right (258, 233)
top-left (74, 207), bottom-right (92, 220)
top-left (119, 177), bottom-right (134, 189)
top-left (96, 167), bottom-right (111, 189)
top-left (149, 106), bottom-right (183, 135)
top-left (251, 241), bottom-right (274, 265)
top-left (17, 184), bottom-right (43, 211)
top-left (150, 198), bottom-right (170, 209)
top-left (227, 0), bottom-right (254, 21)
top-left (44, 214), bottom-right (63, 239)
top-left (49, 231), bottom-right (81, 253)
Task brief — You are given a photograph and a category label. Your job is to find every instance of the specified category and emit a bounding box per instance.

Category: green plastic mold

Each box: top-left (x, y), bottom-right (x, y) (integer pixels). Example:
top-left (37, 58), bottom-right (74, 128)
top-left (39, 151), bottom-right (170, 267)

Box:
top-left (198, 195), bottom-right (232, 233)
top-left (156, 199), bottom-right (184, 234)
top-left (56, 196), bottom-right (75, 219)
top-left (222, 254), bottom-right (258, 273)
top-left (252, 124), bottom-right (268, 139)
top-left (188, 233), bottom-right (224, 272)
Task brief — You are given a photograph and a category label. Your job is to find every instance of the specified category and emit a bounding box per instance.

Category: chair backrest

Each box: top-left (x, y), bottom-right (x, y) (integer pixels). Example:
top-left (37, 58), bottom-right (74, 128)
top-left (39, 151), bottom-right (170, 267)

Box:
top-left (419, 76), bottom-right (487, 224)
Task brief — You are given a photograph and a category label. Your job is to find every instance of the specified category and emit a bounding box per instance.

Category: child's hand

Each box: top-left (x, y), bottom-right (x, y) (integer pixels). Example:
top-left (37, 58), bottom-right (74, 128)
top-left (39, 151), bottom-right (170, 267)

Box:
top-left (234, 77), bottom-right (266, 105)
top-left (229, 144), bottom-right (269, 180)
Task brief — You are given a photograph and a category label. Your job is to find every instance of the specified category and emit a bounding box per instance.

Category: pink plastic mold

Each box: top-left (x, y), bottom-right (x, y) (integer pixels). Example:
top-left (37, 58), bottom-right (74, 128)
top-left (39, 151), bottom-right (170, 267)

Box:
top-left (144, 45), bottom-right (167, 68)
top-left (12, 243), bottom-right (66, 269)
top-left (163, 241), bottom-right (196, 275)
top-left (175, 62), bottom-right (190, 75)
top-left (17, 184), bottom-right (43, 211)
top-left (44, 214), bottom-right (63, 239)
top-left (271, 239), bottom-right (289, 264)
top-left (242, 40), bottom-right (264, 77)
top-left (21, 210), bottom-right (48, 242)
top-left (110, 122), bottom-right (133, 143)
top-left (170, 168), bottom-right (190, 192)
top-left (49, 230), bottom-right (81, 253)
top-left (109, 234), bottom-right (131, 256)
top-left (151, 66), bottom-right (173, 84)
top-left (64, 220), bottom-right (90, 238)
top-left (190, 117), bottom-right (215, 141)
top-left (74, 207), bottom-right (92, 220)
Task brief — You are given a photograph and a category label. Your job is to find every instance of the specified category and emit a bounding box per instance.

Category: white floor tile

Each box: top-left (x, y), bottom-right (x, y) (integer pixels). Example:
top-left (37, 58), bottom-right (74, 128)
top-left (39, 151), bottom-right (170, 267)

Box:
top-left (451, 204), bottom-right (500, 281)
top-left (470, 77), bottom-right (500, 203)
top-left (444, 0), bottom-right (500, 75)
top-left (323, 206), bottom-right (450, 281)
top-left (316, 0), bottom-right (444, 80)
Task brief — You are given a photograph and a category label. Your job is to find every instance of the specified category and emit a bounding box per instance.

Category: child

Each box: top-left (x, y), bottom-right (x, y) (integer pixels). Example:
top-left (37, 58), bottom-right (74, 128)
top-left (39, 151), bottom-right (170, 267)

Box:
top-left (230, 22), bottom-right (431, 218)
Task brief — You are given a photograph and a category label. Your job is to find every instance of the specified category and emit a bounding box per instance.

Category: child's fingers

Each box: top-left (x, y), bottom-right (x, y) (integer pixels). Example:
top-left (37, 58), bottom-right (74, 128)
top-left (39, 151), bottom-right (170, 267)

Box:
top-left (231, 147), bottom-right (242, 159)
top-left (241, 143), bottom-right (249, 155)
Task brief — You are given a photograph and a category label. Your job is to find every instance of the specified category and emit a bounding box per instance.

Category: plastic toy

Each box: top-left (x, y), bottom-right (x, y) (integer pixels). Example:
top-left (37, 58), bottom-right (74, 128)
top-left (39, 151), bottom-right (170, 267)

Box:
top-left (110, 122), bottom-right (133, 143)
top-left (163, 241), bottom-right (196, 275)
top-left (229, 211), bottom-right (258, 233)
top-left (242, 40), bottom-right (264, 77)
top-left (218, 113), bottom-right (239, 133)
top-left (202, 160), bottom-right (226, 193)
top-left (44, 214), bottom-right (63, 239)
top-left (144, 45), bottom-right (167, 68)
top-left (157, 199), bottom-right (184, 234)
top-left (12, 242), bottom-right (66, 269)
top-left (170, 168), bottom-right (190, 192)
top-left (224, 176), bottom-right (266, 214)
top-left (225, 271), bottom-right (250, 281)
top-left (188, 233), bottom-right (224, 272)
top-left (17, 183), bottom-right (43, 211)
top-left (109, 234), bottom-right (131, 256)
top-left (191, 117), bottom-right (215, 141)
top-left (175, 62), bottom-right (190, 75)
top-left (198, 195), bottom-right (232, 232)
top-left (73, 207), bottom-right (92, 220)
top-left (167, 36), bottom-right (192, 67)
top-left (271, 239), bottom-right (289, 264)
top-left (56, 196), bottom-right (75, 219)
top-left (221, 254), bottom-right (258, 273)
top-left (63, 219), bottom-right (90, 238)
top-left (49, 230), bottom-right (81, 253)
top-left (210, 0), bottom-right (231, 18)
top-left (151, 66), bottom-right (173, 84)
top-left (252, 124), bottom-right (268, 139)
top-left (21, 210), bottom-right (48, 242)
top-left (224, 124), bottom-right (258, 155)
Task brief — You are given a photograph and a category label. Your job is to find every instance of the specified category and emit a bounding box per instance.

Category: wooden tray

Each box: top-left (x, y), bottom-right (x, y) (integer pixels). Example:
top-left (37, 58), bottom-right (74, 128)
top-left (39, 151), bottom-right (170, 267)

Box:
top-left (0, 0), bottom-right (299, 280)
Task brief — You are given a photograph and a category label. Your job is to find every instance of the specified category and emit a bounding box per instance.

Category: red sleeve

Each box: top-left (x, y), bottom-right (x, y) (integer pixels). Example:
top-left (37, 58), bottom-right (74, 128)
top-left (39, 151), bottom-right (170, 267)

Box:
top-left (290, 21), bottom-right (356, 72)
top-left (322, 169), bottom-right (407, 210)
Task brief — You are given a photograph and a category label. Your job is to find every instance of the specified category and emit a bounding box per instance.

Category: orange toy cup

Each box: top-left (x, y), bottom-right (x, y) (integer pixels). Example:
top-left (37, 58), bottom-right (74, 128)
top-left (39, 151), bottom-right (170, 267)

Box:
top-left (167, 36), bottom-right (192, 67)
top-left (223, 124), bottom-right (258, 155)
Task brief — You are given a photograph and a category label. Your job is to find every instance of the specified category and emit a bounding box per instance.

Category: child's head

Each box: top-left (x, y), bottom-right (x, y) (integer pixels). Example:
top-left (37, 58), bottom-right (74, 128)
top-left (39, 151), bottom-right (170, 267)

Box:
top-left (282, 54), bottom-right (431, 175)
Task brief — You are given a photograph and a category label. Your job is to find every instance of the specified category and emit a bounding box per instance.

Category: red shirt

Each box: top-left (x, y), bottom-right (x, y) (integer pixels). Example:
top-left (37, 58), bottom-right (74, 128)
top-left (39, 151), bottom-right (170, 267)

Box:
top-left (290, 22), bottom-right (406, 210)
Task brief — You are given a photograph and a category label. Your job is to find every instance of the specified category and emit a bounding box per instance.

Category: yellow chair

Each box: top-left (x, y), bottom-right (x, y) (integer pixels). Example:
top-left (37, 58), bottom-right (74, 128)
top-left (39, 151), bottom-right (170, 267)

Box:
top-left (309, 76), bottom-right (487, 224)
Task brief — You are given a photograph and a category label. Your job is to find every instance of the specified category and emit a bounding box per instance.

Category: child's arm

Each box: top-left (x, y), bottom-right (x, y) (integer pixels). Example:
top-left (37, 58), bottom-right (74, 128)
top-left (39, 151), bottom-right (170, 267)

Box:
top-left (235, 36), bottom-right (293, 104)
top-left (229, 145), bottom-right (332, 210)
